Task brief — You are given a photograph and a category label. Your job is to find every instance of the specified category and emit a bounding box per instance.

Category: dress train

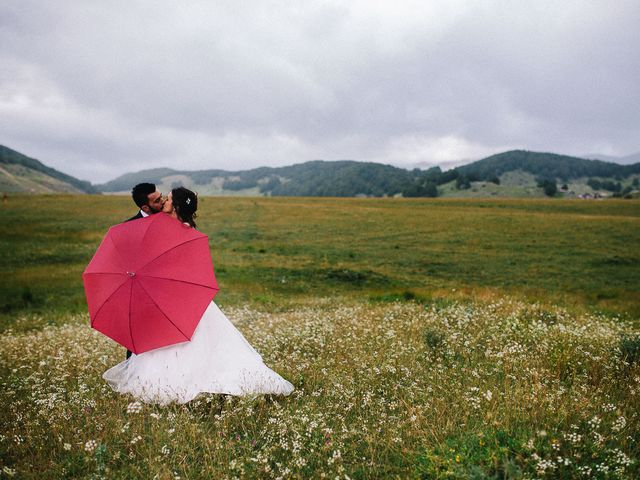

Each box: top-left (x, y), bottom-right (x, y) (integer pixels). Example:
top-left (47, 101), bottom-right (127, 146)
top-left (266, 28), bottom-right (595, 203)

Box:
top-left (103, 302), bottom-right (294, 405)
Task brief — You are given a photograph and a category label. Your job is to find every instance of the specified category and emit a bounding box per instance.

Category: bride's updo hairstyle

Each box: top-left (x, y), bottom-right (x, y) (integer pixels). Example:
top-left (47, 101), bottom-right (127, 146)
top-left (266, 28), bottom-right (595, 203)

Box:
top-left (171, 187), bottom-right (198, 229)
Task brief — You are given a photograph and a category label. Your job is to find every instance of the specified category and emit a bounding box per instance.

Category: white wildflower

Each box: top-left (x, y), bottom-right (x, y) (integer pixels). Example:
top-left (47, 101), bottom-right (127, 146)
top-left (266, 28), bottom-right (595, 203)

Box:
top-left (84, 440), bottom-right (98, 452)
top-left (2, 466), bottom-right (16, 477)
top-left (126, 401), bottom-right (143, 414)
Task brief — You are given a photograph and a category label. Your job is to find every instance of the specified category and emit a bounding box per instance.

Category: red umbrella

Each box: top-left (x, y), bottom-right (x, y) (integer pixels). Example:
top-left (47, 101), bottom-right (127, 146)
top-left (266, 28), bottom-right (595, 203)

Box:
top-left (83, 213), bottom-right (219, 354)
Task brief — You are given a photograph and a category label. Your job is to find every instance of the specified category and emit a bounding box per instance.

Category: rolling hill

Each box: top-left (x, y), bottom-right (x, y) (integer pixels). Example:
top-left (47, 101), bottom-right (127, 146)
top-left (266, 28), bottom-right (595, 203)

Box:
top-left (0, 145), bottom-right (97, 194)
top-left (455, 150), bottom-right (640, 181)
top-left (99, 150), bottom-right (640, 198)
top-left (581, 152), bottom-right (640, 165)
top-left (2, 144), bottom-right (639, 198)
top-left (97, 160), bottom-right (416, 197)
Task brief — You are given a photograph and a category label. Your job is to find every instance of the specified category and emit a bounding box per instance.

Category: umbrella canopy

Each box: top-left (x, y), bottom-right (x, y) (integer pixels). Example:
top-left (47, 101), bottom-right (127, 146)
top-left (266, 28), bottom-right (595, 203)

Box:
top-left (83, 213), bottom-right (219, 354)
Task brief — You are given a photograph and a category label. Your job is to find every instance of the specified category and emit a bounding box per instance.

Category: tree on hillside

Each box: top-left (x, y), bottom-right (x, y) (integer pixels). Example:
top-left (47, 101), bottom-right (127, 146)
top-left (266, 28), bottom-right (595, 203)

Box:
top-left (224, 178), bottom-right (259, 190)
top-left (456, 176), bottom-right (471, 189)
top-left (403, 181), bottom-right (438, 197)
top-left (587, 178), bottom-right (601, 190)
top-left (536, 177), bottom-right (557, 197)
top-left (588, 178), bottom-right (622, 192)
top-left (259, 176), bottom-right (281, 193)
top-left (436, 169), bottom-right (459, 185)
top-left (544, 182), bottom-right (557, 196)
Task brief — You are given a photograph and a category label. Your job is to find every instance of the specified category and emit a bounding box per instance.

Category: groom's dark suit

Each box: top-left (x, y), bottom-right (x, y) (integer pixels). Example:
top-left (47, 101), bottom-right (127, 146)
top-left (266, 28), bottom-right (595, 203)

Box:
top-left (124, 210), bottom-right (145, 359)
top-left (127, 211), bottom-right (144, 222)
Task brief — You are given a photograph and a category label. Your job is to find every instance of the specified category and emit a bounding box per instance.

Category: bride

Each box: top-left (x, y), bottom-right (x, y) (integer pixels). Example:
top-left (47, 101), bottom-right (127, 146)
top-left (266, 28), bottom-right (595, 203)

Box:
top-left (103, 187), bottom-right (294, 404)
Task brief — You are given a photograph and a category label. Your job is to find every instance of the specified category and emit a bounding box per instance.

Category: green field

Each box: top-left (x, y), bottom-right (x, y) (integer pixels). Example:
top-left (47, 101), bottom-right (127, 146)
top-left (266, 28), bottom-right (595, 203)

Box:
top-left (1, 195), bottom-right (639, 478)
top-left (1, 195), bottom-right (639, 325)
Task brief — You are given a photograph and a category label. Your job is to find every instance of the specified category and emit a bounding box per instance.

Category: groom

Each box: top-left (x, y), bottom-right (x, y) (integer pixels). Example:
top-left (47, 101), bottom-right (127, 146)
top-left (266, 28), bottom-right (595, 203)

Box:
top-left (124, 182), bottom-right (165, 359)
top-left (128, 182), bottom-right (165, 221)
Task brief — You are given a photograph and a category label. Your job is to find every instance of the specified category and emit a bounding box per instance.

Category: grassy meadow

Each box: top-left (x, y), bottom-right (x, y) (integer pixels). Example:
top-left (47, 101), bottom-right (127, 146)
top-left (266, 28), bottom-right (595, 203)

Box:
top-left (1, 195), bottom-right (639, 478)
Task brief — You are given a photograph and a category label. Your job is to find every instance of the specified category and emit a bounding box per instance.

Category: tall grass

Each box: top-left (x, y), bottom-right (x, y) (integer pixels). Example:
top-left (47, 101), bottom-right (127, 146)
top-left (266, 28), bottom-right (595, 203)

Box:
top-left (1, 300), bottom-right (638, 478)
top-left (1, 195), bottom-right (639, 325)
top-left (1, 195), bottom-right (639, 477)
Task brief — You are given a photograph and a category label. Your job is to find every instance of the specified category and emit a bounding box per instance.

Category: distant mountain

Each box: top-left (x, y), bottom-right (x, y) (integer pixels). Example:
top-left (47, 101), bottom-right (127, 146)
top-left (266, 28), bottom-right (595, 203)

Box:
top-left (454, 150), bottom-right (640, 181)
top-left (581, 152), bottom-right (640, 166)
top-left (98, 160), bottom-right (416, 197)
top-left (0, 145), bottom-right (97, 194)
top-left (4, 144), bottom-right (639, 198)
top-left (98, 149), bottom-right (640, 198)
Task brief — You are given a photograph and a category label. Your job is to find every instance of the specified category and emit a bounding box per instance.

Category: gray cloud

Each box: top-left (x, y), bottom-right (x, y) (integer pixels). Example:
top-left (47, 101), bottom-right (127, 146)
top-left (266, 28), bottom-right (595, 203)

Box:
top-left (1, 0), bottom-right (638, 182)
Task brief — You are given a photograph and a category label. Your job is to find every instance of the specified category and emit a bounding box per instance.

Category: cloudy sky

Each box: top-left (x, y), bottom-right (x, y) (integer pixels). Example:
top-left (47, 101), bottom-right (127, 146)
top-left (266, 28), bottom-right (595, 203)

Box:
top-left (1, 0), bottom-right (638, 183)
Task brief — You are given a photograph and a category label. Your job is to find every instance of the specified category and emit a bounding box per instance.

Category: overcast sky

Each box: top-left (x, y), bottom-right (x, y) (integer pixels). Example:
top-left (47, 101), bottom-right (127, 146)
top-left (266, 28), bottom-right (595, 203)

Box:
top-left (1, 1), bottom-right (638, 183)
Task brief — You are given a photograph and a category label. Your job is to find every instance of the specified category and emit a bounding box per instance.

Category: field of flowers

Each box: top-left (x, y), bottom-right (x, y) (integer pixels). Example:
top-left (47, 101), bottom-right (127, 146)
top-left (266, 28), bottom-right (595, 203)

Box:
top-left (1, 195), bottom-right (639, 478)
top-left (1, 298), bottom-right (638, 478)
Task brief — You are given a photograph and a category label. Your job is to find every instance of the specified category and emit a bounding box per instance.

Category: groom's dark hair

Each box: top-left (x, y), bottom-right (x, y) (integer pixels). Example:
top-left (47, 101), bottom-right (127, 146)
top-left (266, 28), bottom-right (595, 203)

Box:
top-left (131, 183), bottom-right (156, 208)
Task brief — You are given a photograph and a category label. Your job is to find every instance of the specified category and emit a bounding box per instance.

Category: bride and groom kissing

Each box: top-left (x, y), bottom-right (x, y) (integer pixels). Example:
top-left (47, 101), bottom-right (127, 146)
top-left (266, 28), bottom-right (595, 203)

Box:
top-left (101, 182), bottom-right (294, 405)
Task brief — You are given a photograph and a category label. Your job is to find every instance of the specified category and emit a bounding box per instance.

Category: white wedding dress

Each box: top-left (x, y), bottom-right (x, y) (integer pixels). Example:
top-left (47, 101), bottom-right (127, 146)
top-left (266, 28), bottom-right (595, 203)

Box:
top-left (103, 302), bottom-right (294, 405)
